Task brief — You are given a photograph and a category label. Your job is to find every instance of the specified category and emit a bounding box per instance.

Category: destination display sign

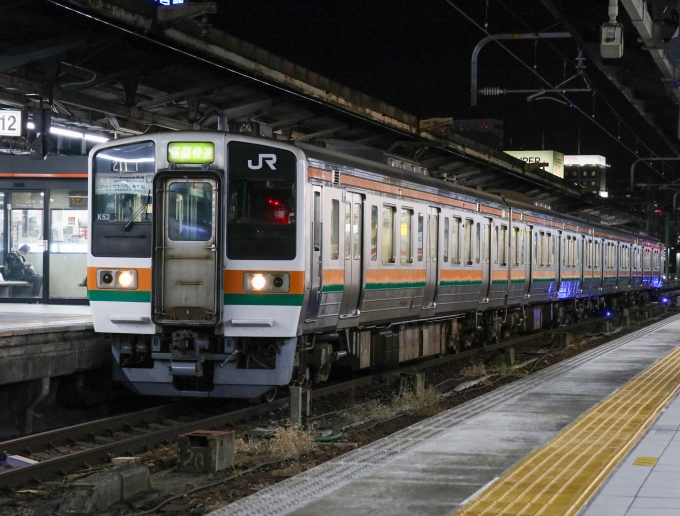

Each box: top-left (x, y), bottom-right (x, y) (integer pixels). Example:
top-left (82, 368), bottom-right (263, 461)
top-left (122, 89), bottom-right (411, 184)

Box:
top-left (167, 142), bottom-right (215, 164)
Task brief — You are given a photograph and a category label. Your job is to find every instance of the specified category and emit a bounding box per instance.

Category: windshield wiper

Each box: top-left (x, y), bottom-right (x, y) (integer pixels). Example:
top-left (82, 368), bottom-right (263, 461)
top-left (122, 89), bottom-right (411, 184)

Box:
top-left (122, 190), bottom-right (151, 231)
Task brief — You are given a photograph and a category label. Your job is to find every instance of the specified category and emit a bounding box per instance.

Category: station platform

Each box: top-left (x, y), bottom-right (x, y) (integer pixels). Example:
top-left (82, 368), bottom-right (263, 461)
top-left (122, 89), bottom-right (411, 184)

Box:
top-left (0, 304), bottom-right (108, 435)
top-left (209, 314), bottom-right (680, 516)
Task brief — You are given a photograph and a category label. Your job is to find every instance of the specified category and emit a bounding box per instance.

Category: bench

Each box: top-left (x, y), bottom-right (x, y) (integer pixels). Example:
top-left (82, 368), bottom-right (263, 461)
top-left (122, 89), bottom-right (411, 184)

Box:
top-left (0, 280), bottom-right (30, 298)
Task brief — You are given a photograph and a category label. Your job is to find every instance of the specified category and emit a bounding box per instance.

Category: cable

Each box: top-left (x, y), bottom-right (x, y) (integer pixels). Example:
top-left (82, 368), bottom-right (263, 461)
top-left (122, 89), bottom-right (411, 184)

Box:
top-left (491, 0), bottom-right (676, 175)
top-left (444, 0), bottom-right (672, 185)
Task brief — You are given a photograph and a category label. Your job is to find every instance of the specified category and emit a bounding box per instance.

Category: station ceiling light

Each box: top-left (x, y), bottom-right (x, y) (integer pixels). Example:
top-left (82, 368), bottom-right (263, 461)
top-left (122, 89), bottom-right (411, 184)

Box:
top-left (25, 121), bottom-right (110, 143)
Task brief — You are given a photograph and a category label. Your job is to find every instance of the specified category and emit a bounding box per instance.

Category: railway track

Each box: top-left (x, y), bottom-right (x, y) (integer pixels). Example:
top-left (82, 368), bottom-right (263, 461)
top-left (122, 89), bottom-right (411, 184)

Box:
top-left (0, 306), bottom-right (669, 489)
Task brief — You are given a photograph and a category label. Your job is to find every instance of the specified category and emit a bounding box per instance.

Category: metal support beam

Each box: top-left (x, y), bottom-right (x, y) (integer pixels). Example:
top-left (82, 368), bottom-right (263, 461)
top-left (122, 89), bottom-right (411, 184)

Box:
top-left (296, 124), bottom-right (348, 142)
top-left (471, 32), bottom-right (572, 106)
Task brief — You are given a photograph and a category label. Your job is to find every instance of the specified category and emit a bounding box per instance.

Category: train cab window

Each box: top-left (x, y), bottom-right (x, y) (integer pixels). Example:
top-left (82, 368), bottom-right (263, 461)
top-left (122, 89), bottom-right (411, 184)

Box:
top-left (400, 209), bottom-right (413, 265)
top-left (464, 220), bottom-right (473, 265)
top-left (331, 200), bottom-right (340, 260)
top-left (382, 206), bottom-right (396, 264)
top-left (352, 203), bottom-right (362, 260)
top-left (443, 217), bottom-right (449, 263)
top-left (499, 225), bottom-right (507, 266)
top-left (429, 214), bottom-right (438, 262)
top-left (344, 203), bottom-right (351, 260)
top-left (370, 206), bottom-right (378, 261)
top-left (417, 213), bottom-right (424, 262)
top-left (227, 142), bottom-right (297, 260)
top-left (92, 140), bottom-right (155, 257)
top-left (452, 218), bottom-right (461, 264)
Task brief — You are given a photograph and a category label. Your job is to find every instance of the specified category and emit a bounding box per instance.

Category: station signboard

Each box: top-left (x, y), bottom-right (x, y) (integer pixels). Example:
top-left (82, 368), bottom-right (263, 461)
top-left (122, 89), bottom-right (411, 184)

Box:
top-left (0, 110), bottom-right (21, 137)
top-left (504, 150), bottom-right (565, 178)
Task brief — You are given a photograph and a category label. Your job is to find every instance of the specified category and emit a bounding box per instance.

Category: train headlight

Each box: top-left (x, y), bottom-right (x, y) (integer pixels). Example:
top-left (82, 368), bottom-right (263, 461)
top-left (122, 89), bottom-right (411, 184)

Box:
top-left (117, 271), bottom-right (136, 288)
top-left (244, 272), bottom-right (290, 292)
top-left (96, 269), bottom-right (138, 289)
top-left (251, 274), bottom-right (267, 290)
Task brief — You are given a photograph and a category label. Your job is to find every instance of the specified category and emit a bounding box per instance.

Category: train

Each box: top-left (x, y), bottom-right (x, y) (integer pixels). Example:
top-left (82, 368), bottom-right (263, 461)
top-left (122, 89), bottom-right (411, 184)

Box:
top-left (87, 132), bottom-right (665, 399)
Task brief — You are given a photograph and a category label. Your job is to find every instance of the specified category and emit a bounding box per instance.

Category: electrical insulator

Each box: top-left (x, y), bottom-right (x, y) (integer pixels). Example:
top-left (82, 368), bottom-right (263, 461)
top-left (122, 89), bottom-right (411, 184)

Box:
top-left (478, 87), bottom-right (505, 96)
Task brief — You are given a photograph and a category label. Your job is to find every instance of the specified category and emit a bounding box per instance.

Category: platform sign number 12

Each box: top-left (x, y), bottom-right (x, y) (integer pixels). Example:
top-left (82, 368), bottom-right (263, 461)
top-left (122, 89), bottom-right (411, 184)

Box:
top-left (0, 110), bottom-right (21, 137)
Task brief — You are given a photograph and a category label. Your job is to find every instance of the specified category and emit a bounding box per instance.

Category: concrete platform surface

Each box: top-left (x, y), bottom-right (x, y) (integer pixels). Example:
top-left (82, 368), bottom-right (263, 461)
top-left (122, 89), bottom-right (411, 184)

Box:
top-left (581, 385), bottom-right (680, 515)
top-left (207, 315), bottom-right (680, 516)
top-left (0, 303), bottom-right (91, 335)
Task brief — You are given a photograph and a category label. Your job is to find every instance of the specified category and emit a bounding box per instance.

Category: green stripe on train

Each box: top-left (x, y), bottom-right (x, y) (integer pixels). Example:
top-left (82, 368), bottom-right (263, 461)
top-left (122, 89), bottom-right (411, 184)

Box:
top-left (365, 281), bottom-right (426, 290)
top-left (88, 290), bottom-right (151, 303)
top-left (439, 280), bottom-right (483, 286)
top-left (322, 284), bottom-right (344, 293)
top-left (491, 279), bottom-right (526, 285)
top-left (224, 293), bottom-right (304, 306)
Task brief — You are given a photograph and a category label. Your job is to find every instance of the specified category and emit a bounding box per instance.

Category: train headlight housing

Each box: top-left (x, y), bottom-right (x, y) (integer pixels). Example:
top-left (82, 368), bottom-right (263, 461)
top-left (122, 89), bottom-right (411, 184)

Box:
top-left (244, 272), bottom-right (290, 292)
top-left (96, 269), bottom-right (138, 289)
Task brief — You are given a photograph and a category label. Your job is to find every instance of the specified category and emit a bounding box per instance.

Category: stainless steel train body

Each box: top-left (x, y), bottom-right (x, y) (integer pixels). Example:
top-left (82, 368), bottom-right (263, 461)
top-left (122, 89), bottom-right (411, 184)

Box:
top-left (87, 132), bottom-right (664, 398)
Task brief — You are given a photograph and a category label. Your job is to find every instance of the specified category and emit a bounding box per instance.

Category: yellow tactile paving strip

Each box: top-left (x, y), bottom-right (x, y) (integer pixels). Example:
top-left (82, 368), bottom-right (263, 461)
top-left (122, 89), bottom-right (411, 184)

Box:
top-left (454, 345), bottom-right (680, 516)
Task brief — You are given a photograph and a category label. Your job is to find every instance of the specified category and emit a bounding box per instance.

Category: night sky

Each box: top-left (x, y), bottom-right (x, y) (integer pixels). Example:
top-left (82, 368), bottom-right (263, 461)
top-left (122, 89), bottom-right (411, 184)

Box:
top-left (213, 0), bottom-right (677, 194)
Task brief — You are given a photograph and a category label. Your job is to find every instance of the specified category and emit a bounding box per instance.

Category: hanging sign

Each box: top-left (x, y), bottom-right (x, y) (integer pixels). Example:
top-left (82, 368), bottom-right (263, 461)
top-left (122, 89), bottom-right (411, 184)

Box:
top-left (0, 110), bottom-right (21, 137)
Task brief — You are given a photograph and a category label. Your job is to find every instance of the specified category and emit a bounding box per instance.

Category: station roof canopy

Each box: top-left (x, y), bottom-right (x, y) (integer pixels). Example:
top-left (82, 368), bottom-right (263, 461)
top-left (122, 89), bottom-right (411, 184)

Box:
top-left (0, 0), bottom-right (664, 233)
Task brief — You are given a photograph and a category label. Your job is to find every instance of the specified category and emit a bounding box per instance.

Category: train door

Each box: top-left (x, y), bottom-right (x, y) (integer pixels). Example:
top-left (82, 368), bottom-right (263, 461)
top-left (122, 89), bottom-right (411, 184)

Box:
top-left (304, 186), bottom-right (323, 322)
top-left (339, 192), bottom-right (363, 319)
top-left (527, 225), bottom-right (534, 297)
top-left (153, 174), bottom-right (220, 324)
top-left (479, 217), bottom-right (492, 303)
top-left (422, 207), bottom-right (440, 309)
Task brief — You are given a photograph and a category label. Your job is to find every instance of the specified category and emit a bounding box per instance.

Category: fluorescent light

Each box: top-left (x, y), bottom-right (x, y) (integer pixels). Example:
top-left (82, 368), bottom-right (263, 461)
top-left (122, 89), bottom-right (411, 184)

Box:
top-left (84, 134), bottom-right (109, 143)
top-left (27, 122), bottom-right (35, 130)
top-left (50, 127), bottom-right (84, 139)
top-left (96, 153), bottom-right (154, 163)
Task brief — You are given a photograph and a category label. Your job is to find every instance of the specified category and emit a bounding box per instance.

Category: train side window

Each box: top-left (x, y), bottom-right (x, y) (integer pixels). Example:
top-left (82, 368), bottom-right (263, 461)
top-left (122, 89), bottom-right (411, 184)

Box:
top-left (344, 203), bottom-right (351, 260)
top-left (520, 229), bottom-right (525, 265)
top-left (370, 206), bottom-right (378, 261)
top-left (400, 209), bottom-right (413, 265)
top-left (429, 214), bottom-right (438, 262)
top-left (464, 219), bottom-right (473, 265)
top-left (381, 206), bottom-right (396, 264)
top-left (512, 227), bottom-right (519, 266)
top-left (481, 222), bottom-right (490, 264)
top-left (475, 222), bottom-right (481, 264)
top-left (492, 226), bottom-right (497, 264)
top-left (443, 217), bottom-right (449, 263)
top-left (499, 225), bottom-right (507, 266)
top-left (538, 231), bottom-right (545, 266)
top-left (452, 218), bottom-right (460, 264)
top-left (417, 213), bottom-right (424, 262)
top-left (535, 231), bottom-right (540, 266)
top-left (331, 200), bottom-right (339, 260)
top-left (595, 241), bottom-right (600, 268)
top-left (313, 192), bottom-right (321, 252)
top-left (352, 203), bottom-right (362, 260)
top-left (550, 235), bottom-right (555, 266)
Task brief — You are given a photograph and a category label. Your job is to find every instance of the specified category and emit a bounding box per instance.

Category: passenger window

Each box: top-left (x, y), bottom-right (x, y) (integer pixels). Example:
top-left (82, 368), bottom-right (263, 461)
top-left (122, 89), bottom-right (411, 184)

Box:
top-left (464, 219), bottom-right (473, 265)
top-left (400, 209), bottom-right (413, 265)
top-left (550, 235), bottom-right (555, 266)
top-left (429, 214), bottom-right (438, 262)
top-left (443, 217), bottom-right (449, 263)
top-left (344, 203), bottom-right (351, 260)
top-left (352, 203), bottom-right (361, 260)
top-left (539, 231), bottom-right (545, 266)
top-left (331, 200), bottom-right (339, 260)
top-left (511, 227), bottom-right (519, 266)
top-left (417, 213), bottom-right (424, 262)
top-left (382, 206), bottom-right (395, 264)
top-left (499, 225), bottom-right (507, 266)
top-left (313, 192), bottom-right (321, 251)
top-left (452, 218), bottom-right (461, 264)
top-left (370, 206), bottom-right (378, 261)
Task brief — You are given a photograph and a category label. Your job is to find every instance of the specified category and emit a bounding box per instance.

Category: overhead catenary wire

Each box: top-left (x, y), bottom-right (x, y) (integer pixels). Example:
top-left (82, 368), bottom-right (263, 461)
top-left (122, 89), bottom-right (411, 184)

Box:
top-left (490, 0), bottom-right (676, 177)
top-left (443, 0), bottom-right (672, 186)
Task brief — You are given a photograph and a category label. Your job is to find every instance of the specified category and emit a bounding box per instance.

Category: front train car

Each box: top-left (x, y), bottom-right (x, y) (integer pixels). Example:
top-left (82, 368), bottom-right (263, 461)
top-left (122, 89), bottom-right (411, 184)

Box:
top-left (88, 133), bottom-right (305, 398)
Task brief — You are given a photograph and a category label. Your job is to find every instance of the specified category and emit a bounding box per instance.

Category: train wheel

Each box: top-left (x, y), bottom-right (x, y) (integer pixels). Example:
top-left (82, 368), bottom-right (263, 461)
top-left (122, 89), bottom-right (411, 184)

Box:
top-left (260, 387), bottom-right (277, 403)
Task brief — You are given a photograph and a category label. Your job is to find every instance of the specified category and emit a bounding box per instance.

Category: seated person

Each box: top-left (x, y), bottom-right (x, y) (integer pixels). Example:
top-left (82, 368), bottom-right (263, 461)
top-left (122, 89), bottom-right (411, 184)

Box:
top-left (6, 244), bottom-right (43, 297)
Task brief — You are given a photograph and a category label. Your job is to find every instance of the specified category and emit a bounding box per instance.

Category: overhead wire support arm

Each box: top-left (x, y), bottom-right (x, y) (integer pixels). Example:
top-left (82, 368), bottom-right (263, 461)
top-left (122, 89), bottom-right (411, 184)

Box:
top-left (471, 32), bottom-right (572, 106)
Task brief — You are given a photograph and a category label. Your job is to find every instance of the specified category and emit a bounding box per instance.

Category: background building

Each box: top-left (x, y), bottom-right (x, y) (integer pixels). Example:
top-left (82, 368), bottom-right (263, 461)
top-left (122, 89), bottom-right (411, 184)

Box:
top-left (504, 150), bottom-right (565, 178)
top-left (564, 155), bottom-right (607, 196)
